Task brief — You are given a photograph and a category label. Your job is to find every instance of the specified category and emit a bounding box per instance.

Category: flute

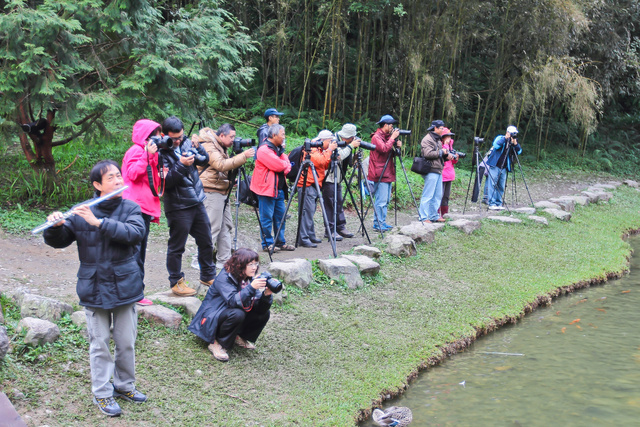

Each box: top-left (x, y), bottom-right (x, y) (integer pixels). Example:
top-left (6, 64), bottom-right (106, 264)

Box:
top-left (31, 186), bottom-right (129, 235)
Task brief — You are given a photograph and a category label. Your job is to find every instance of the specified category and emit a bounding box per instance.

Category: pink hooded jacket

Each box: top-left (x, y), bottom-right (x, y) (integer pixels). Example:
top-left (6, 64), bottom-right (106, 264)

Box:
top-left (122, 119), bottom-right (162, 222)
top-left (442, 137), bottom-right (459, 182)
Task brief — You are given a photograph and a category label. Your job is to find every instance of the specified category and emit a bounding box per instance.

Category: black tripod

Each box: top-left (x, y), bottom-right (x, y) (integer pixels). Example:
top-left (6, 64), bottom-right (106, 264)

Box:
top-left (271, 147), bottom-right (337, 258)
top-left (486, 141), bottom-right (533, 210)
top-left (463, 141), bottom-right (499, 213)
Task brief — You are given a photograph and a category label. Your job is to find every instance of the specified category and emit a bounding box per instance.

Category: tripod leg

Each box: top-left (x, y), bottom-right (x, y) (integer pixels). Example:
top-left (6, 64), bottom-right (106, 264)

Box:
top-left (396, 153), bottom-right (421, 220)
top-left (343, 170), bottom-right (371, 244)
top-left (513, 151), bottom-right (534, 207)
top-left (295, 167), bottom-right (310, 247)
top-left (463, 165), bottom-right (475, 214)
top-left (308, 163), bottom-right (337, 257)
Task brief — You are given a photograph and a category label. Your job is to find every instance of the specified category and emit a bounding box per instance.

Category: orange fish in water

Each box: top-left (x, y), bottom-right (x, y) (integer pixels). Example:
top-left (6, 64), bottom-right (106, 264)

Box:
top-left (561, 327), bottom-right (566, 333)
top-left (588, 323), bottom-right (598, 329)
top-left (622, 290), bottom-right (631, 294)
top-left (574, 298), bottom-right (588, 305)
top-left (569, 319), bottom-right (581, 325)
top-left (556, 311), bottom-right (561, 315)
top-left (576, 325), bottom-right (582, 330)
top-left (595, 308), bottom-right (607, 313)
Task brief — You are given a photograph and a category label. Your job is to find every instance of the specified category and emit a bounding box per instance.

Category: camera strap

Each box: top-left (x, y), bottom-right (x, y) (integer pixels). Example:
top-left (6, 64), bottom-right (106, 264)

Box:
top-left (146, 150), bottom-right (164, 197)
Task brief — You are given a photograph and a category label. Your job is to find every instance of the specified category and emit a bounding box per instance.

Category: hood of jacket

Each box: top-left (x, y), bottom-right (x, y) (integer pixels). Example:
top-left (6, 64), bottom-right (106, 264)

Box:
top-left (132, 119), bottom-right (161, 148)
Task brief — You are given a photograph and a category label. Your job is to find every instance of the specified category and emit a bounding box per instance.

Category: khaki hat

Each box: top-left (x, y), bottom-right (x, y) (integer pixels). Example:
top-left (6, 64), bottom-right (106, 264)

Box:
top-left (317, 129), bottom-right (334, 140)
top-left (338, 124), bottom-right (357, 139)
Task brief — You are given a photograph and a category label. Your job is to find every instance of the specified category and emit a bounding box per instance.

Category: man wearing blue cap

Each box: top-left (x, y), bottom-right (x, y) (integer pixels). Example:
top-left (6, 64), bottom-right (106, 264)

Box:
top-left (256, 108), bottom-right (284, 154)
top-left (368, 115), bottom-right (402, 231)
top-left (486, 125), bottom-right (522, 210)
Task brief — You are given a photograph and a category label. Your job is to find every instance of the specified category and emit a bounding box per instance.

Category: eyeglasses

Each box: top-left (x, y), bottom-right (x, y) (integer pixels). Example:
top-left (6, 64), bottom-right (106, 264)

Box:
top-left (169, 135), bottom-right (184, 143)
top-left (248, 262), bottom-right (260, 268)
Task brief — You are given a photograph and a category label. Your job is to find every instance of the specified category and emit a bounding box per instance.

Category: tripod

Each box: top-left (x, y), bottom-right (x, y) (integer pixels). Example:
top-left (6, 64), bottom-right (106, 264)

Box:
top-left (486, 141), bottom-right (534, 210)
top-left (271, 147), bottom-right (338, 258)
top-left (463, 142), bottom-right (500, 213)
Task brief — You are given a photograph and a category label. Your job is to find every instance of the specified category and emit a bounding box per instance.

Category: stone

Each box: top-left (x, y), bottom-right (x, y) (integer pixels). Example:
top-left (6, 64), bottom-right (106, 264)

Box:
top-left (137, 305), bottom-right (183, 329)
top-left (0, 392), bottom-right (26, 426)
top-left (268, 258), bottom-right (313, 289)
top-left (317, 258), bottom-right (363, 289)
top-left (398, 222), bottom-right (436, 244)
top-left (448, 219), bottom-right (482, 234)
top-left (384, 234), bottom-right (418, 257)
top-left (549, 198), bottom-right (575, 212)
top-left (421, 222), bottom-right (446, 233)
top-left (443, 213), bottom-right (482, 220)
top-left (606, 181), bottom-right (622, 187)
top-left (596, 192), bottom-right (612, 202)
top-left (147, 291), bottom-right (202, 317)
top-left (514, 207), bottom-right (536, 215)
top-left (486, 215), bottom-right (523, 224)
top-left (534, 201), bottom-right (560, 209)
top-left (562, 195), bottom-right (589, 206)
top-left (590, 183), bottom-right (617, 190)
top-left (528, 215), bottom-right (548, 225)
top-left (0, 327), bottom-right (8, 359)
top-left (71, 311), bottom-right (86, 327)
top-left (544, 208), bottom-right (572, 221)
top-left (342, 255), bottom-right (381, 276)
top-left (623, 180), bottom-right (639, 188)
top-left (18, 317), bottom-right (60, 346)
top-left (19, 293), bottom-right (73, 323)
top-left (272, 289), bottom-right (288, 306)
top-left (353, 245), bottom-right (382, 259)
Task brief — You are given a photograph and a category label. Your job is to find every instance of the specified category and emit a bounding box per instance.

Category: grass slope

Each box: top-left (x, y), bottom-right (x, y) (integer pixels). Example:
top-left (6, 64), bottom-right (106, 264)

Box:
top-left (2, 187), bottom-right (640, 426)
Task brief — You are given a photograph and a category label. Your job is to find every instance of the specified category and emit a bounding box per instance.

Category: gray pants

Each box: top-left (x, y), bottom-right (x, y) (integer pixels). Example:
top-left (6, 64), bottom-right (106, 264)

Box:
top-left (204, 192), bottom-right (233, 269)
top-left (298, 185), bottom-right (320, 246)
top-left (85, 303), bottom-right (138, 398)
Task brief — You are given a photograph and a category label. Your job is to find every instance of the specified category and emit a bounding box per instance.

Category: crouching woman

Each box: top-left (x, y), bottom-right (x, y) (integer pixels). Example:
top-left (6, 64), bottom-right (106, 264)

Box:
top-left (188, 248), bottom-right (272, 362)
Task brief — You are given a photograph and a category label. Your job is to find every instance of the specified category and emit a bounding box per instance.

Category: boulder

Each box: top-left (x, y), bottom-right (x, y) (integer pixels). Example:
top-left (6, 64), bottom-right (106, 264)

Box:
top-left (0, 327), bottom-right (8, 359)
top-left (272, 289), bottom-right (288, 306)
top-left (561, 195), bottom-right (589, 206)
top-left (147, 291), bottom-right (202, 317)
top-left (18, 317), bottom-right (60, 346)
top-left (448, 219), bottom-right (482, 234)
top-left (623, 180), bottom-right (639, 188)
top-left (353, 245), bottom-right (382, 259)
top-left (590, 183), bottom-right (617, 190)
top-left (514, 207), bottom-right (536, 215)
top-left (549, 198), bottom-right (575, 212)
top-left (534, 201), bottom-right (560, 210)
top-left (342, 255), bottom-right (381, 276)
top-left (486, 216), bottom-right (523, 224)
top-left (443, 213), bottom-right (482, 220)
top-left (71, 311), bottom-right (86, 328)
top-left (606, 181), bottom-right (622, 188)
top-left (384, 234), bottom-right (418, 257)
top-left (596, 192), bottom-right (613, 202)
top-left (20, 294), bottom-right (73, 322)
top-left (398, 222), bottom-right (435, 244)
top-left (137, 305), bottom-right (183, 329)
top-left (421, 222), bottom-right (446, 233)
top-left (544, 208), bottom-right (572, 221)
top-left (268, 258), bottom-right (313, 289)
top-left (317, 258), bottom-right (363, 289)
top-left (528, 215), bottom-right (549, 225)
top-left (0, 392), bottom-right (26, 426)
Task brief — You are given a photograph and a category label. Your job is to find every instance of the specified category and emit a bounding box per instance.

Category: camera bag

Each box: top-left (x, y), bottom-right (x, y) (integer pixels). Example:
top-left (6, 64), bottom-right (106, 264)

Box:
top-left (410, 156), bottom-right (432, 175)
top-left (286, 145), bottom-right (304, 182)
top-left (238, 175), bottom-right (259, 208)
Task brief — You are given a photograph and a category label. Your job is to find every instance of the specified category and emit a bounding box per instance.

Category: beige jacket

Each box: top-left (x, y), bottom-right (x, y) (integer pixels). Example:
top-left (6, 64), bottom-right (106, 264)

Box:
top-left (195, 128), bottom-right (248, 195)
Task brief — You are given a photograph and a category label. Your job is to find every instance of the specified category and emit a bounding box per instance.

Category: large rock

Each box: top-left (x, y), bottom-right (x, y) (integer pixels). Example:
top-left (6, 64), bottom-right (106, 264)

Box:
top-left (549, 197), bottom-right (575, 212)
top-left (147, 291), bottom-right (202, 317)
top-left (421, 222), bottom-right (446, 233)
top-left (448, 219), bottom-right (482, 234)
top-left (384, 234), bottom-right (417, 257)
top-left (0, 392), bottom-right (26, 426)
top-left (581, 191), bottom-right (603, 203)
top-left (596, 192), bottom-right (612, 202)
top-left (534, 201), bottom-right (560, 209)
top-left (353, 245), bottom-right (382, 259)
top-left (486, 216), bottom-right (523, 224)
top-left (342, 255), bottom-right (380, 276)
top-left (590, 183), bottom-right (617, 190)
top-left (18, 317), bottom-right (60, 346)
top-left (443, 213), bottom-right (482, 220)
top-left (317, 258), bottom-right (363, 289)
top-left (20, 294), bottom-right (73, 322)
top-left (623, 180), bottom-right (639, 188)
top-left (71, 311), bottom-right (86, 327)
top-left (398, 222), bottom-right (435, 244)
top-left (544, 208), bottom-right (572, 221)
top-left (514, 207), bottom-right (536, 215)
top-left (0, 327), bottom-right (8, 359)
top-left (528, 215), bottom-right (549, 225)
top-left (137, 305), bottom-right (183, 329)
top-left (561, 195), bottom-right (589, 206)
top-left (268, 258), bottom-right (313, 289)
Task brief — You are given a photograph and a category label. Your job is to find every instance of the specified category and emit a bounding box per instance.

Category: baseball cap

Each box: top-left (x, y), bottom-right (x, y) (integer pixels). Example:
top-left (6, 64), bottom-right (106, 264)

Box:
top-left (264, 108), bottom-right (284, 118)
top-left (427, 120), bottom-right (446, 131)
top-left (377, 115), bottom-right (398, 124)
top-left (507, 125), bottom-right (518, 134)
top-left (317, 130), bottom-right (334, 140)
top-left (338, 123), bottom-right (357, 139)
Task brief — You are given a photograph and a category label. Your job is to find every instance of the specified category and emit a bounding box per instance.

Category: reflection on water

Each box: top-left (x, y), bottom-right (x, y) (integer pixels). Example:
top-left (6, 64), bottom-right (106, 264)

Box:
top-left (364, 236), bottom-right (640, 426)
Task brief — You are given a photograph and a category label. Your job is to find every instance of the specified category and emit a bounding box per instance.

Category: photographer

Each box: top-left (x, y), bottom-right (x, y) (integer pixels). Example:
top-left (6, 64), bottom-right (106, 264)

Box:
top-left (486, 125), bottom-right (522, 210)
top-left (121, 119), bottom-right (162, 306)
top-left (438, 128), bottom-right (459, 220)
top-left (196, 125), bottom-right (255, 270)
top-left (323, 123), bottom-right (360, 240)
top-left (188, 248), bottom-right (272, 362)
top-left (368, 115), bottom-right (402, 232)
top-left (256, 108), bottom-right (284, 152)
top-left (160, 116), bottom-right (216, 296)
top-left (418, 120), bottom-right (453, 223)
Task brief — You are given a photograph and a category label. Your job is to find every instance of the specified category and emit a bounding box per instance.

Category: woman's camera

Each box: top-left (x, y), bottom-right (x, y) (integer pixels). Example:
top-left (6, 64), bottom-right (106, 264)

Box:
top-left (149, 135), bottom-right (172, 150)
top-left (257, 272), bottom-right (283, 293)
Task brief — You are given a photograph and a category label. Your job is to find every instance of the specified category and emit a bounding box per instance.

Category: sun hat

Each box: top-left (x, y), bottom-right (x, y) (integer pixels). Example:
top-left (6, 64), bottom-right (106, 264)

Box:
top-left (338, 123), bottom-right (357, 139)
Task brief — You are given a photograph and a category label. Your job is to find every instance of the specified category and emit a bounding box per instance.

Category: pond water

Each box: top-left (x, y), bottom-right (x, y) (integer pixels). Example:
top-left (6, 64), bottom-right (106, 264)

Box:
top-left (363, 235), bottom-right (640, 426)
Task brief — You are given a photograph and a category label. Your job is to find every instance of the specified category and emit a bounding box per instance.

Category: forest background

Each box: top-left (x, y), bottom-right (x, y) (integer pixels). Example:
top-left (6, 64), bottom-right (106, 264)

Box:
top-left (0, 0), bottom-right (639, 215)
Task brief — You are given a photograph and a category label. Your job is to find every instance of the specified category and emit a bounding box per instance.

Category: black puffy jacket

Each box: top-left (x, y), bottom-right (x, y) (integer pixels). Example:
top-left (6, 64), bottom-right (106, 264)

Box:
top-left (160, 138), bottom-right (210, 213)
top-left (43, 197), bottom-right (146, 309)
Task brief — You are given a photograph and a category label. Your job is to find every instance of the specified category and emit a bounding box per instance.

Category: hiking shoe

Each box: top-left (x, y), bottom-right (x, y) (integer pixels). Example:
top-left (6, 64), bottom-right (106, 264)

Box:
top-left (208, 341), bottom-right (229, 362)
top-left (200, 279), bottom-right (213, 288)
top-left (235, 335), bottom-right (256, 350)
top-left (263, 245), bottom-right (280, 253)
top-left (337, 229), bottom-right (354, 238)
top-left (275, 244), bottom-right (295, 251)
top-left (136, 298), bottom-right (153, 306)
top-left (114, 388), bottom-right (148, 403)
top-left (171, 277), bottom-right (197, 297)
top-left (93, 396), bottom-right (122, 417)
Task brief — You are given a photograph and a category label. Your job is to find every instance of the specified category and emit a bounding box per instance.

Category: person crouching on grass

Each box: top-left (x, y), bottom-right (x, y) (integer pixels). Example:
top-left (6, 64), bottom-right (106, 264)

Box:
top-left (43, 160), bottom-right (147, 417)
top-left (188, 248), bottom-right (272, 362)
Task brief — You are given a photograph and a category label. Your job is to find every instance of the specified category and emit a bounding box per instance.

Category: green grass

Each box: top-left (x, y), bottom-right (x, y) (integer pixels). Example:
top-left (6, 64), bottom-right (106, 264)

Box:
top-left (2, 187), bottom-right (640, 425)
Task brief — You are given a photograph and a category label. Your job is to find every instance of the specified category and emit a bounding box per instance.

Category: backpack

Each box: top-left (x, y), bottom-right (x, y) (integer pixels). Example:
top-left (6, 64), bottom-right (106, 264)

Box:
top-left (286, 145), bottom-right (304, 182)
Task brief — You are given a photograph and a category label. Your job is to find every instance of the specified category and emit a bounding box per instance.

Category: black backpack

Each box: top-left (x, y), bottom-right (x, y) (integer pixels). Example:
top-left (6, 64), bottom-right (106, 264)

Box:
top-left (286, 145), bottom-right (304, 182)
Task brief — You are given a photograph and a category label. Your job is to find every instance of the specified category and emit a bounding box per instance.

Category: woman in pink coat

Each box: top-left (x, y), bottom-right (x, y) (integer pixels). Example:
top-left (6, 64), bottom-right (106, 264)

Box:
top-left (121, 119), bottom-right (162, 305)
top-left (439, 128), bottom-right (458, 220)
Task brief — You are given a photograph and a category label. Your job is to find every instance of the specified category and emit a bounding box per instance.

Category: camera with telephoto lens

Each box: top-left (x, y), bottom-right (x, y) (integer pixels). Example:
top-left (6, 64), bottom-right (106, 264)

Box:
top-left (182, 147), bottom-right (207, 163)
top-left (257, 272), bottom-right (283, 293)
top-left (474, 137), bottom-right (485, 145)
top-left (332, 137), bottom-right (348, 148)
top-left (149, 135), bottom-right (173, 150)
top-left (232, 137), bottom-right (255, 154)
top-left (304, 138), bottom-right (324, 151)
top-left (395, 129), bottom-right (411, 136)
top-left (358, 141), bottom-right (376, 151)
top-left (448, 148), bottom-right (466, 158)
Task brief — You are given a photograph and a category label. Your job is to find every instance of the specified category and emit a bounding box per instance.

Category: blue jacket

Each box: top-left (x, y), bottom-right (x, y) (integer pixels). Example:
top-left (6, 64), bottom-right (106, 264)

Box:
top-left (486, 135), bottom-right (522, 172)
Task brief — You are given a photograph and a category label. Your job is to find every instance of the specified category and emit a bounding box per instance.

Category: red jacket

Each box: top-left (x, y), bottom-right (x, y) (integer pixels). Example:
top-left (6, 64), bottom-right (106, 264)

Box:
top-left (367, 128), bottom-right (396, 183)
top-left (297, 147), bottom-right (331, 187)
top-left (251, 143), bottom-right (291, 197)
top-left (122, 119), bottom-right (162, 222)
